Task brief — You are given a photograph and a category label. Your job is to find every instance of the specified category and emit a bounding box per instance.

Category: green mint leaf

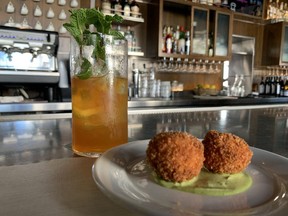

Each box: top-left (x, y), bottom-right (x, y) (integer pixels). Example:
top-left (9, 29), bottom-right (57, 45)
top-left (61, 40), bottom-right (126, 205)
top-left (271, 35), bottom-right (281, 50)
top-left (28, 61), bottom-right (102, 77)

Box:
top-left (64, 8), bottom-right (124, 79)
top-left (95, 34), bottom-right (106, 61)
top-left (109, 29), bottom-right (125, 39)
top-left (77, 58), bottom-right (92, 80)
top-left (64, 9), bottom-right (88, 45)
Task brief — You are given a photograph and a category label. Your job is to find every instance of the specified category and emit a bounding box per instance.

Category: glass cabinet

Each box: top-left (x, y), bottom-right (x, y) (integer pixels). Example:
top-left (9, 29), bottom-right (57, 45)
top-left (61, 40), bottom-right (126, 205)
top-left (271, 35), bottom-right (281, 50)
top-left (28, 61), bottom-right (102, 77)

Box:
top-left (215, 12), bottom-right (231, 57)
top-left (159, 0), bottom-right (232, 60)
top-left (191, 8), bottom-right (208, 55)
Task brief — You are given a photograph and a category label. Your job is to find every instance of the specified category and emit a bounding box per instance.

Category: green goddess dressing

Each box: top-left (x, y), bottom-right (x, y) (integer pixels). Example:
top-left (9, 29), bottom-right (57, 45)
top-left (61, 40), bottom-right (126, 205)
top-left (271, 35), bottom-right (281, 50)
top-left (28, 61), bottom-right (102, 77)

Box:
top-left (155, 169), bottom-right (253, 196)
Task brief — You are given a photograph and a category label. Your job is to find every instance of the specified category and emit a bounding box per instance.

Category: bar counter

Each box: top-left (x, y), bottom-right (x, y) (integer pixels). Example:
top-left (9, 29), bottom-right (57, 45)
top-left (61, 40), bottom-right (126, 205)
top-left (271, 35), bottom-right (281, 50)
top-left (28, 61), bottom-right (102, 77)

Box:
top-left (1, 104), bottom-right (288, 215)
top-left (0, 95), bottom-right (288, 115)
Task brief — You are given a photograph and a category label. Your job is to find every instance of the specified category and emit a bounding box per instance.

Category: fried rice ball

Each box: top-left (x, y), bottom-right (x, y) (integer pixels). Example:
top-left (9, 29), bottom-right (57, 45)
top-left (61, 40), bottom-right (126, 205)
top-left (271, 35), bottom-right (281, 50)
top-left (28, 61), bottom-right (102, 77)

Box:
top-left (202, 130), bottom-right (253, 174)
top-left (146, 131), bottom-right (205, 183)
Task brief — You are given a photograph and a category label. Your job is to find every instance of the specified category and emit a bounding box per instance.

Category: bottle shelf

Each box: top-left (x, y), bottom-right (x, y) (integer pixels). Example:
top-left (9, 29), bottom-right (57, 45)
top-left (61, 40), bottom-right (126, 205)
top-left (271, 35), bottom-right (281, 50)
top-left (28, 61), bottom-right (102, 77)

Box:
top-left (102, 12), bottom-right (144, 26)
top-left (128, 51), bottom-right (144, 56)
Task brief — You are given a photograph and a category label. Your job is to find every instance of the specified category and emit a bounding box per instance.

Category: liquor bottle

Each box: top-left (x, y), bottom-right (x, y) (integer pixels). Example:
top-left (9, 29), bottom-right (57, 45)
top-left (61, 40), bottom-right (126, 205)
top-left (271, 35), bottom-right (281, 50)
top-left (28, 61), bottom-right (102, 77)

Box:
top-left (101, 0), bottom-right (111, 14)
top-left (208, 32), bottom-right (214, 57)
top-left (132, 63), bottom-right (139, 98)
top-left (130, 0), bottom-right (139, 17)
top-left (275, 76), bottom-right (281, 97)
top-left (279, 76), bottom-right (285, 96)
top-left (265, 76), bottom-right (271, 95)
top-left (122, 0), bottom-right (130, 16)
top-left (213, 0), bottom-right (221, 5)
top-left (132, 37), bottom-right (136, 52)
top-left (111, 0), bottom-right (122, 15)
top-left (125, 26), bottom-right (133, 52)
top-left (185, 30), bottom-right (190, 55)
top-left (117, 25), bottom-right (124, 36)
top-left (207, 0), bottom-right (213, 5)
top-left (259, 77), bottom-right (265, 95)
top-left (172, 32), bottom-right (178, 54)
top-left (162, 25), bottom-right (167, 52)
top-left (165, 26), bottom-right (172, 54)
top-left (175, 25), bottom-right (180, 41)
top-left (178, 26), bottom-right (185, 54)
top-left (139, 64), bottom-right (148, 98)
top-left (284, 77), bottom-right (288, 97)
top-left (173, 26), bottom-right (180, 54)
top-left (270, 76), bottom-right (275, 95)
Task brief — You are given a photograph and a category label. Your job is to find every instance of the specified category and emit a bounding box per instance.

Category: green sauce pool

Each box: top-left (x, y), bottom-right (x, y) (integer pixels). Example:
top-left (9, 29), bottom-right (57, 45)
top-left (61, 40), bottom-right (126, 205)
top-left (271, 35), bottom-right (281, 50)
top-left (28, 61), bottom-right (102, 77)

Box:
top-left (155, 169), bottom-right (253, 196)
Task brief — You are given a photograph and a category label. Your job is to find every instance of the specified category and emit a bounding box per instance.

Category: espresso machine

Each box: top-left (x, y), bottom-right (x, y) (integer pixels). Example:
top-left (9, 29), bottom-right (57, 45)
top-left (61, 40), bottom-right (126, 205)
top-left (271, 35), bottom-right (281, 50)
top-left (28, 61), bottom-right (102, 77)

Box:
top-left (0, 26), bottom-right (61, 102)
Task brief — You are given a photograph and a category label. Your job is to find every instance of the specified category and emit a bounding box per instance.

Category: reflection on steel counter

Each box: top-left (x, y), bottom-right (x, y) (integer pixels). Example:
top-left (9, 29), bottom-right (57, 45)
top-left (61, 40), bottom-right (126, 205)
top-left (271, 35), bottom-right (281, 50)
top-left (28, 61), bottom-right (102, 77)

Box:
top-left (128, 107), bottom-right (288, 158)
top-left (0, 119), bottom-right (73, 166)
top-left (0, 106), bottom-right (287, 166)
top-left (128, 110), bottom-right (246, 141)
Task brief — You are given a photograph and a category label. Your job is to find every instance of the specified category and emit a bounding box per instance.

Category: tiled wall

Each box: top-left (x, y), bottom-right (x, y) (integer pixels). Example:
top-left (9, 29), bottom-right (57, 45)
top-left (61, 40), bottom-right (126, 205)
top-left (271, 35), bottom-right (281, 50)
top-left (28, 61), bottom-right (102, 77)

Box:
top-left (0, 0), bottom-right (80, 35)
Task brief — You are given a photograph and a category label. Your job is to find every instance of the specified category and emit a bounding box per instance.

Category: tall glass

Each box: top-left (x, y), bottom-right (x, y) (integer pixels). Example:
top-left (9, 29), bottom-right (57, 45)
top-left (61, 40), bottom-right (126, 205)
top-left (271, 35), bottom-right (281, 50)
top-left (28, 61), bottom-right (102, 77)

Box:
top-left (70, 34), bottom-right (128, 157)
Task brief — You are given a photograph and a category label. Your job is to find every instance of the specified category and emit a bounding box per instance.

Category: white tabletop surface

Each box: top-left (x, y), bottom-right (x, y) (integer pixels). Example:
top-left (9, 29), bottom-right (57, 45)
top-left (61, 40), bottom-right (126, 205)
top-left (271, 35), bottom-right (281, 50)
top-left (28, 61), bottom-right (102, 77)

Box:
top-left (0, 157), bottom-right (137, 216)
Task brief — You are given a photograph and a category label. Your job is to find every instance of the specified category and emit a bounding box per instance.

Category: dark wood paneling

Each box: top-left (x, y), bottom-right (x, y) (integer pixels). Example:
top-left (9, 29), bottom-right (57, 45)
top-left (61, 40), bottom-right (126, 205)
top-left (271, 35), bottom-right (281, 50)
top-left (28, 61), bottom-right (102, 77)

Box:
top-left (232, 19), bottom-right (264, 68)
top-left (262, 22), bottom-right (283, 66)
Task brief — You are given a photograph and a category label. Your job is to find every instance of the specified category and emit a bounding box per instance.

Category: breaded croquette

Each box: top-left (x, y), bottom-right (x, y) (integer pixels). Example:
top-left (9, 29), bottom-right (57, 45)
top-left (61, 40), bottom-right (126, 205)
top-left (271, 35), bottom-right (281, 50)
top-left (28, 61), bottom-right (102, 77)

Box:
top-left (146, 131), bottom-right (205, 183)
top-left (202, 130), bottom-right (253, 174)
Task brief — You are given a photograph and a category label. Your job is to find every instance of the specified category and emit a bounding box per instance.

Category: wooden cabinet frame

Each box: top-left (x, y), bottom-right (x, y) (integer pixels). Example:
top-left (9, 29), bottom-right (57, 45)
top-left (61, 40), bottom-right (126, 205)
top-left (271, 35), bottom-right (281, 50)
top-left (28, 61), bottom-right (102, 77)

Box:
top-left (158, 0), bottom-right (233, 61)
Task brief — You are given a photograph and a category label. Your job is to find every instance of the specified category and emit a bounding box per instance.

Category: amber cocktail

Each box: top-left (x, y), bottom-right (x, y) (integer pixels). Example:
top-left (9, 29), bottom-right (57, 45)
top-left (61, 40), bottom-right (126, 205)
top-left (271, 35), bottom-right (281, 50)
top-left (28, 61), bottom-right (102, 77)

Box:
top-left (71, 74), bottom-right (128, 156)
top-left (70, 34), bottom-right (128, 157)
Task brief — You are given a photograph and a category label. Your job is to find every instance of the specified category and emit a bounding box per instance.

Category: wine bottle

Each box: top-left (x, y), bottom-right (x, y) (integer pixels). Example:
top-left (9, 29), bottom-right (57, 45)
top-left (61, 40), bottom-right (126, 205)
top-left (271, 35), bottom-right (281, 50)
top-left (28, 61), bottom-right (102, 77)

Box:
top-left (275, 76), bottom-right (281, 97)
top-left (284, 77), bottom-right (288, 97)
top-left (265, 76), bottom-right (270, 95)
top-left (259, 76), bottom-right (265, 95)
top-left (279, 76), bottom-right (285, 97)
top-left (270, 76), bottom-right (275, 95)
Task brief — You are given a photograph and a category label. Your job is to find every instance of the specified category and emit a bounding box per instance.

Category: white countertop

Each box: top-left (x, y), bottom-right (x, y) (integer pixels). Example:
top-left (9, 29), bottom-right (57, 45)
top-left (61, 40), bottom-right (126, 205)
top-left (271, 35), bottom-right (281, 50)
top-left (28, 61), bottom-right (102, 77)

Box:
top-left (0, 157), bottom-right (137, 216)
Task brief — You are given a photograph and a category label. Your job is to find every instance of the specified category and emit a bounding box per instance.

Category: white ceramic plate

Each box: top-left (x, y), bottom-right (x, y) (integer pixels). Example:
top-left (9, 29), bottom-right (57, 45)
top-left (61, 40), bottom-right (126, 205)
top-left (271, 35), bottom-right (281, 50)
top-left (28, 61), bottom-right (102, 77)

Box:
top-left (92, 140), bottom-right (288, 216)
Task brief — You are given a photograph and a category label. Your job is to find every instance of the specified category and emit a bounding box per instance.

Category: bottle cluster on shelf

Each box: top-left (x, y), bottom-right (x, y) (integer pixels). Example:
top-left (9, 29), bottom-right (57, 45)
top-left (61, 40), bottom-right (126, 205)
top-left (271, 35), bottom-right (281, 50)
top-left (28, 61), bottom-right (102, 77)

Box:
top-left (190, 0), bottom-right (221, 6)
top-left (101, 0), bottom-right (141, 18)
top-left (161, 25), bottom-right (215, 57)
top-left (114, 25), bottom-right (141, 53)
top-left (161, 25), bottom-right (190, 55)
top-left (259, 75), bottom-right (288, 97)
top-left (117, 25), bottom-right (137, 52)
top-left (266, 0), bottom-right (288, 22)
top-left (157, 57), bottom-right (222, 74)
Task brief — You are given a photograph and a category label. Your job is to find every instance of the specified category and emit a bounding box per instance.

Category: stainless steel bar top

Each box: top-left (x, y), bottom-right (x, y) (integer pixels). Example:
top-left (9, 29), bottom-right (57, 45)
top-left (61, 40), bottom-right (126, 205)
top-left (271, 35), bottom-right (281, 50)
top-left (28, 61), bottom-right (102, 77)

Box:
top-left (0, 101), bottom-right (72, 113)
top-left (1, 104), bottom-right (287, 164)
top-left (0, 105), bottom-right (287, 216)
top-left (0, 96), bottom-right (287, 114)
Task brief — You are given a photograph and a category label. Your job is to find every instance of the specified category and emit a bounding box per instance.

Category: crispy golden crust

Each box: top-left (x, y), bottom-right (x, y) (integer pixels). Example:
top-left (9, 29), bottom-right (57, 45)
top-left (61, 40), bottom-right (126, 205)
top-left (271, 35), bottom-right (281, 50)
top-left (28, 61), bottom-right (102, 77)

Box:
top-left (146, 131), bottom-right (204, 183)
top-left (202, 130), bottom-right (253, 174)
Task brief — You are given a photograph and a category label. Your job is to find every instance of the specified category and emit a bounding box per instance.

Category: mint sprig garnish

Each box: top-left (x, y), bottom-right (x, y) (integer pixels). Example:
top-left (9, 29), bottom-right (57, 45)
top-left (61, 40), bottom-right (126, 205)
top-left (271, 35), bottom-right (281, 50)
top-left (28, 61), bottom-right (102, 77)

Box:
top-left (64, 8), bottom-right (124, 79)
